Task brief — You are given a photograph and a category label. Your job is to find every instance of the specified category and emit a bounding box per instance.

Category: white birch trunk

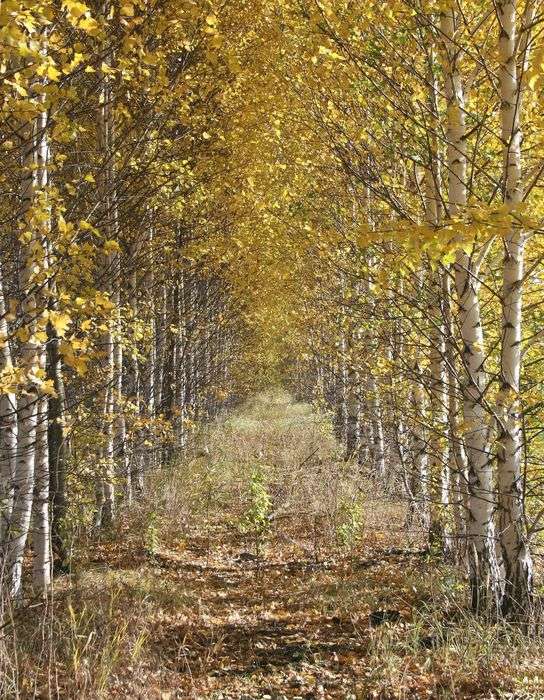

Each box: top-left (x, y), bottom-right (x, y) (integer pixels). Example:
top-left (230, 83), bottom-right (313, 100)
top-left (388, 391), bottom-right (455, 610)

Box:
top-left (335, 335), bottom-right (348, 446)
top-left (368, 373), bottom-right (385, 479)
top-left (126, 245), bottom-right (140, 503)
top-left (176, 274), bottom-right (187, 448)
top-left (153, 284), bottom-right (167, 415)
top-left (443, 272), bottom-right (468, 560)
top-left (411, 370), bottom-right (429, 529)
top-left (31, 104), bottom-right (51, 591)
top-left (345, 359), bottom-right (360, 460)
top-left (421, 87), bottom-right (452, 551)
top-left (7, 86), bottom-right (48, 597)
top-left (496, 0), bottom-right (534, 615)
top-left (428, 274), bottom-right (451, 552)
top-left (32, 392), bottom-right (51, 591)
top-left (114, 329), bottom-right (128, 505)
top-left (95, 24), bottom-right (116, 528)
top-left (440, 6), bottom-right (500, 611)
top-left (0, 270), bottom-right (17, 544)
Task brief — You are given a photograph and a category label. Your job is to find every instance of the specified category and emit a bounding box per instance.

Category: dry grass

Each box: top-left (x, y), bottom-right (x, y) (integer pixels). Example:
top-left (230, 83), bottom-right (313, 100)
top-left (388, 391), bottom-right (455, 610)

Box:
top-left (1, 390), bottom-right (542, 699)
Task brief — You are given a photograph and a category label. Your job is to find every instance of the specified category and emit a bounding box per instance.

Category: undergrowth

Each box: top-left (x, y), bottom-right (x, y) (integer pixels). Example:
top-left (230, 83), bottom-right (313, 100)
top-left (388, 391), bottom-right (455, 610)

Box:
top-left (1, 390), bottom-right (541, 699)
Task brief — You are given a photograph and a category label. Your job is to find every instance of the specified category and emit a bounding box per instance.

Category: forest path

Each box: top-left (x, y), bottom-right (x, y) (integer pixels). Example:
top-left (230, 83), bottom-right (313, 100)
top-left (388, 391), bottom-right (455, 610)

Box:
top-left (83, 393), bottom-right (502, 698)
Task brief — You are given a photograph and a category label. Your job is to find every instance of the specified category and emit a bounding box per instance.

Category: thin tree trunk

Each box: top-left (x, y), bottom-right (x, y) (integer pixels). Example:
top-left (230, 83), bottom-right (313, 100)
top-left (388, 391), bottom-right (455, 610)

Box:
top-left (421, 88), bottom-right (451, 551)
top-left (368, 374), bottom-right (385, 479)
top-left (443, 272), bottom-right (468, 562)
top-left (411, 370), bottom-right (429, 530)
top-left (7, 84), bottom-right (48, 597)
top-left (31, 99), bottom-right (51, 592)
top-left (496, 0), bottom-right (534, 617)
top-left (0, 269), bottom-right (17, 544)
top-left (94, 16), bottom-right (116, 528)
top-left (32, 391), bottom-right (51, 591)
top-left (345, 359), bottom-right (360, 460)
top-left (47, 325), bottom-right (68, 572)
top-left (440, 6), bottom-right (500, 612)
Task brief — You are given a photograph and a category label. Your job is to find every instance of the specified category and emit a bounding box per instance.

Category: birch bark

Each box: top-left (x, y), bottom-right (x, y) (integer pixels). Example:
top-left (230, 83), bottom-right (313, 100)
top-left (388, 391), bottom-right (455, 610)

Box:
top-left (31, 104), bottom-right (51, 591)
top-left (496, 0), bottom-right (534, 616)
top-left (440, 5), bottom-right (500, 611)
top-left (95, 13), bottom-right (116, 527)
top-left (0, 270), bottom-right (17, 544)
top-left (7, 83), bottom-right (48, 597)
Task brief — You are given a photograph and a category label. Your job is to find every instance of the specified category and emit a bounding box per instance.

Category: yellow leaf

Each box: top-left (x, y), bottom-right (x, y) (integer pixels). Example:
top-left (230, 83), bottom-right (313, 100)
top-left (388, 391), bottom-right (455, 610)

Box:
top-left (33, 331), bottom-right (48, 343)
top-left (73, 357), bottom-right (88, 375)
top-left (78, 16), bottom-right (100, 34)
top-left (6, 80), bottom-right (28, 97)
top-left (47, 65), bottom-right (61, 81)
top-left (41, 379), bottom-right (57, 397)
top-left (104, 240), bottom-right (121, 254)
top-left (101, 61), bottom-right (115, 75)
top-left (318, 45), bottom-right (346, 61)
top-left (49, 311), bottom-right (72, 336)
top-left (16, 327), bottom-right (30, 343)
top-left (63, 0), bottom-right (90, 20)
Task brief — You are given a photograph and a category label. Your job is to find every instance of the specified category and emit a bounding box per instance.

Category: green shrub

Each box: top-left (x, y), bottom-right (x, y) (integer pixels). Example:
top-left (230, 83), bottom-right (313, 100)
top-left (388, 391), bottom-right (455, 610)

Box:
top-left (145, 510), bottom-right (160, 556)
top-left (337, 496), bottom-right (365, 549)
top-left (240, 467), bottom-right (272, 555)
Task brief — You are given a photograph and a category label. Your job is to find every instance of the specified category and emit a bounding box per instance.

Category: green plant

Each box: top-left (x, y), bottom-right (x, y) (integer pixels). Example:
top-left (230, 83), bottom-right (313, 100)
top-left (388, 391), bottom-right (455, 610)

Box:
top-left (240, 467), bottom-right (272, 555)
top-left (337, 496), bottom-right (365, 549)
top-left (145, 511), bottom-right (160, 556)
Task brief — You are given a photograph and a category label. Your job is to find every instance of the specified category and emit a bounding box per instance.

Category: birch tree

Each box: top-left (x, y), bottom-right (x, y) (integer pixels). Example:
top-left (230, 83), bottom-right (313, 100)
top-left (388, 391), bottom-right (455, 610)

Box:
top-left (495, 0), bottom-right (535, 616)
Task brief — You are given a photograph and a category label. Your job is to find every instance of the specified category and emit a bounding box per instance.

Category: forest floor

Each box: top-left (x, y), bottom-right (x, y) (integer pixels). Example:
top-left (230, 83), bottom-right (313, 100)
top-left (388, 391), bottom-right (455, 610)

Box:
top-left (5, 392), bottom-right (544, 699)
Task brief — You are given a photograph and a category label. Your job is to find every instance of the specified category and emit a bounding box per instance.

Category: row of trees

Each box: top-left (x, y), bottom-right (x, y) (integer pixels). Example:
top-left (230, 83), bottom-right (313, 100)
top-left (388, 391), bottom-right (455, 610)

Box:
top-left (0, 1), bottom-right (248, 599)
top-left (188, 0), bottom-right (544, 620)
top-left (1, 0), bottom-right (543, 625)
top-left (271, 0), bottom-right (544, 619)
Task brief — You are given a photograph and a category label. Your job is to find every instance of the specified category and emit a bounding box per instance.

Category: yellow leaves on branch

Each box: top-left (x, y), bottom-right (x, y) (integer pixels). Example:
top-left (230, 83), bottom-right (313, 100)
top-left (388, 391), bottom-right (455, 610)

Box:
top-left (62, 0), bottom-right (99, 34)
top-left (120, 3), bottom-right (135, 17)
top-left (48, 311), bottom-right (72, 336)
top-left (316, 46), bottom-right (346, 62)
top-left (100, 61), bottom-right (116, 76)
top-left (526, 41), bottom-right (544, 92)
top-left (63, 0), bottom-right (89, 20)
top-left (205, 14), bottom-right (218, 31)
top-left (103, 240), bottom-right (121, 254)
top-left (0, 365), bottom-right (55, 398)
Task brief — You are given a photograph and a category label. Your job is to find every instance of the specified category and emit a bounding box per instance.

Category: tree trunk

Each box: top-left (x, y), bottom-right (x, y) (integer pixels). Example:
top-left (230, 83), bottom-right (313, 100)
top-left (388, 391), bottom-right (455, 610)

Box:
top-left (440, 5), bottom-right (500, 614)
top-left (7, 88), bottom-right (48, 597)
top-left (496, 0), bottom-right (534, 617)
top-left (32, 391), bottom-right (51, 591)
top-left (47, 326), bottom-right (68, 572)
top-left (0, 269), bottom-right (17, 544)
top-left (94, 19), bottom-right (116, 529)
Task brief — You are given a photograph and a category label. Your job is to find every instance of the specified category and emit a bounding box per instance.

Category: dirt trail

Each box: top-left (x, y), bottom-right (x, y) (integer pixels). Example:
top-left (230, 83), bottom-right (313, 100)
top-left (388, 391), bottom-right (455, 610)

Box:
top-left (140, 538), bottom-right (430, 699)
